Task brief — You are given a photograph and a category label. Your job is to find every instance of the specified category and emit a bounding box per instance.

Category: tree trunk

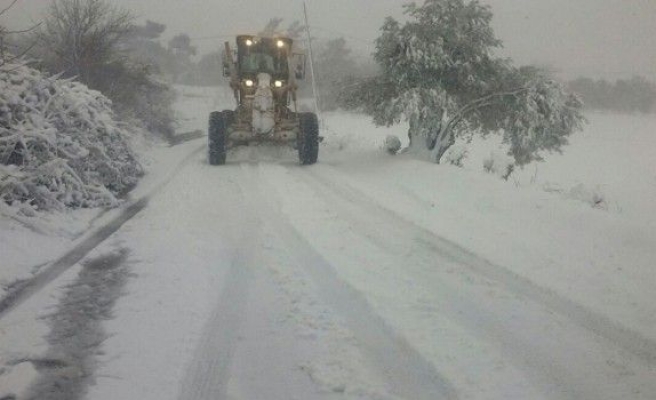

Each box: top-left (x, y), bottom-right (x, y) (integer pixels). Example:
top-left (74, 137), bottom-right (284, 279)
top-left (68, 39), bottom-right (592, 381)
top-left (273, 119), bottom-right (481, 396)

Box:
top-left (407, 118), bottom-right (424, 152)
top-left (433, 126), bottom-right (455, 164)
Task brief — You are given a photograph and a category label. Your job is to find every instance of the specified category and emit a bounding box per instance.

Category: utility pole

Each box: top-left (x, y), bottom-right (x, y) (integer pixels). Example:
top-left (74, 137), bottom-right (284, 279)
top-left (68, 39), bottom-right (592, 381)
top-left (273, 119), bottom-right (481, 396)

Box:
top-left (303, 2), bottom-right (321, 118)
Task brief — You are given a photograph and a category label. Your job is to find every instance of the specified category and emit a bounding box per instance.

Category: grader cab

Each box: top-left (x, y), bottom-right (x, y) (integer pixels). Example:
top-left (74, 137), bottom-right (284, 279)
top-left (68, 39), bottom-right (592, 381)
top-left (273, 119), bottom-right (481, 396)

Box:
top-left (208, 35), bottom-right (319, 165)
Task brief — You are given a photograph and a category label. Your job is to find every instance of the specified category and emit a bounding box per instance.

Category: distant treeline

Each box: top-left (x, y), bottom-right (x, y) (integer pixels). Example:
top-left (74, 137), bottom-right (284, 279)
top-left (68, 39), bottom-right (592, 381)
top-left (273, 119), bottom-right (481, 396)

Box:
top-left (568, 76), bottom-right (656, 114)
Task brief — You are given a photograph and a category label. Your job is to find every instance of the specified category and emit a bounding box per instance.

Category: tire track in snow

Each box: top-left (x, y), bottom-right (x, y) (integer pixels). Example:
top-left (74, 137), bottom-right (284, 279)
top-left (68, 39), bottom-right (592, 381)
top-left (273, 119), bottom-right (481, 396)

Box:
top-left (275, 165), bottom-right (591, 399)
top-left (273, 166), bottom-right (600, 398)
top-left (175, 260), bottom-right (254, 400)
top-left (177, 163), bottom-right (349, 400)
top-left (178, 162), bottom-right (429, 400)
top-left (278, 165), bottom-right (656, 399)
top-left (241, 163), bottom-right (460, 400)
top-left (174, 167), bottom-right (260, 400)
top-left (0, 145), bottom-right (205, 321)
top-left (300, 165), bottom-right (656, 367)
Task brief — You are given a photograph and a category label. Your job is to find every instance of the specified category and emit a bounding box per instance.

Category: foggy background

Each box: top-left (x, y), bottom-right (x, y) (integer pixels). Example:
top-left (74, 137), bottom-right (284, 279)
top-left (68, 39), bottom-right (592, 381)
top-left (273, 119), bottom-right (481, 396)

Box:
top-left (3, 0), bottom-right (656, 80)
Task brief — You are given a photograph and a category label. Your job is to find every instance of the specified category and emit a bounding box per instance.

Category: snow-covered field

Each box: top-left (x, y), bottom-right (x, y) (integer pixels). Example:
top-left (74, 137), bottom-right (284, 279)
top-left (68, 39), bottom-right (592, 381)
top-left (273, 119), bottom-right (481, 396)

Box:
top-left (1, 85), bottom-right (655, 399)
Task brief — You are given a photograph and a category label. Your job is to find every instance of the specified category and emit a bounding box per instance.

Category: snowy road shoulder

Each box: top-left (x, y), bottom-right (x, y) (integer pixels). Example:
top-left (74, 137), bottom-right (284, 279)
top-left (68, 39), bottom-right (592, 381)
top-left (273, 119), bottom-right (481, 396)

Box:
top-left (0, 140), bottom-right (205, 400)
top-left (0, 141), bottom-right (205, 318)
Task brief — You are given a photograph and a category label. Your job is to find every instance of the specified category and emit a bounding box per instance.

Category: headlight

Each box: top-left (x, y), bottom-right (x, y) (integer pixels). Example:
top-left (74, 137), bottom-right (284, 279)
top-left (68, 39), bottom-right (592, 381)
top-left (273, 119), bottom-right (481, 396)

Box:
top-left (274, 80), bottom-right (284, 88)
top-left (245, 39), bottom-right (254, 46)
top-left (244, 79), bottom-right (254, 87)
top-left (276, 40), bottom-right (285, 48)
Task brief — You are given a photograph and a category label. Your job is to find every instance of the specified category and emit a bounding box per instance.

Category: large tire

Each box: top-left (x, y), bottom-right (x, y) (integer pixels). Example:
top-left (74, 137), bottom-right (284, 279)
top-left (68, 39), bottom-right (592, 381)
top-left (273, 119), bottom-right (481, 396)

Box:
top-left (298, 112), bottom-right (319, 165)
top-left (208, 111), bottom-right (227, 165)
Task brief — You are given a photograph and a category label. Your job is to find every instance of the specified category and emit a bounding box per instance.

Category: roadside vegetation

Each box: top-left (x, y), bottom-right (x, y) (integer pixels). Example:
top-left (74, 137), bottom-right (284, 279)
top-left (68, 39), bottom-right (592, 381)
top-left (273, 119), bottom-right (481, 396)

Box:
top-left (568, 76), bottom-right (656, 114)
top-left (338, 0), bottom-right (586, 166)
top-left (30, 0), bottom-right (176, 139)
top-left (0, 0), bottom-right (177, 213)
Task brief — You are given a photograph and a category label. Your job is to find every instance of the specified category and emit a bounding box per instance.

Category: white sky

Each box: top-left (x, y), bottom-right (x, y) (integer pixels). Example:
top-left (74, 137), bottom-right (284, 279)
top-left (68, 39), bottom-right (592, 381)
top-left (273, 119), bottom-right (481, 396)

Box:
top-left (3, 0), bottom-right (656, 80)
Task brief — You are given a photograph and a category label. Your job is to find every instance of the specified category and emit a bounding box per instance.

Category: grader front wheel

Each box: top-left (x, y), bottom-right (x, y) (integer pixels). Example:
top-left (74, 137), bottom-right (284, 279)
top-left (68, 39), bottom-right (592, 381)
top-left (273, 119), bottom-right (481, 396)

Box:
top-left (298, 112), bottom-right (319, 165)
top-left (208, 111), bottom-right (227, 165)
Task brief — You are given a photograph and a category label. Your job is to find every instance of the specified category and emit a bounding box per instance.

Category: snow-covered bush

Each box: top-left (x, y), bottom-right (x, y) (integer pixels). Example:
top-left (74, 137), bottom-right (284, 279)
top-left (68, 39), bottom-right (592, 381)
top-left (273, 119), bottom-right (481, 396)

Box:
top-left (568, 184), bottom-right (607, 209)
top-left (483, 152), bottom-right (515, 181)
top-left (444, 144), bottom-right (468, 167)
top-left (384, 135), bottom-right (402, 155)
top-left (0, 62), bottom-right (143, 211)
top-left (102, 60), bottom-right (176, 140)
top-left (542, 182), bottom-right (609, 210)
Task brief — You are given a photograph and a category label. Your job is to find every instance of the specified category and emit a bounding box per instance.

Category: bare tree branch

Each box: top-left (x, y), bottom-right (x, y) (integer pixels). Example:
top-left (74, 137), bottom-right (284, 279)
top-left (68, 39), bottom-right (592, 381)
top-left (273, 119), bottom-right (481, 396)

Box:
top-left (0, 0), bottom-right (20, 17)
top-left (444, 87), bottom-right (530, 135)
top-left (35, 0), bottom-right (135, 81)
top-left (1, 1), bottom-right (34, 66)
top-left (4, 22), bottom-right (42, 35)
top-left (0, 38), bottom-right (38, 67)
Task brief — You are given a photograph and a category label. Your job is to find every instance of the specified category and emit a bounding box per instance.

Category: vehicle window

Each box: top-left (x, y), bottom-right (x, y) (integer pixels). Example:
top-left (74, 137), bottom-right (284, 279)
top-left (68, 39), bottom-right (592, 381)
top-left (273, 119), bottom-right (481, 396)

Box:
top-left (241, 52), bottom-right (287, 74)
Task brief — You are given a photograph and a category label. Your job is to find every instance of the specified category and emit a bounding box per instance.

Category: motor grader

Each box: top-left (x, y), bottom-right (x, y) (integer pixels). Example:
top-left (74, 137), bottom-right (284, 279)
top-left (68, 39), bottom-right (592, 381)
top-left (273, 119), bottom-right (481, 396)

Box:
top-left (208, 35), bottom-right (319, 165)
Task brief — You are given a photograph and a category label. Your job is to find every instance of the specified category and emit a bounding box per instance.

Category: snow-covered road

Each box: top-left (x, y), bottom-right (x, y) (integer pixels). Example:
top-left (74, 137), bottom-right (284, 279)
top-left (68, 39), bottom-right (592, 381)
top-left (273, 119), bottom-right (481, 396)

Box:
top-left (87, 150), bottom-right (655, 400)
top-left (2, 87), bottom-right (655, 400)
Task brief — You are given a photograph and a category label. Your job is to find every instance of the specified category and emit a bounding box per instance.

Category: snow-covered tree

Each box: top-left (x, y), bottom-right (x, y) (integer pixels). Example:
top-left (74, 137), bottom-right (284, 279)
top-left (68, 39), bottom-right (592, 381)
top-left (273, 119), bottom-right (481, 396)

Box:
top-left (260, 18), bottom-right (285, 37)
top-left (259, 18), bottom-right (305, 39)
top-left (168, 33), bottom-right (197, 82)
top-left (131, 19), bottom-right (166, 40)
top-left (32, 0), bottom-right (175, 138)
top-left (192, 51), bottom-right (223, 86)
top-left (341, 0), bottom-right (585, 165)
top-left (314, 38), bottom-right (359, 111)
top-left (569, 76), bottom-right (656, 114)
top-left (124, 20), bottom-right (172, 72)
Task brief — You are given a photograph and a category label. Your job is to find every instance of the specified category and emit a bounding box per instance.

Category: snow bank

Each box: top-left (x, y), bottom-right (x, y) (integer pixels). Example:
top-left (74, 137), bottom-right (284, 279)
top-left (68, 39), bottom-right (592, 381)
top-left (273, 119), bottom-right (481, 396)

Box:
top-left (459, 111), bottom-right (656, 221)
top-left (0, 62), bottom-right (143, 212)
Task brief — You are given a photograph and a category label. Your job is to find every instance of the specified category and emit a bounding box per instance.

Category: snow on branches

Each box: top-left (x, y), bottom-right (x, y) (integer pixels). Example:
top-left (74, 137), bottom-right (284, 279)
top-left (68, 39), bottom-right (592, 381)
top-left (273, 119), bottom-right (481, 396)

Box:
top-left (341, 0), bottom-right (585, 165)
top-left (0, 62), bottom-right (143, 212)
top-left (501, 72), bottom-right (586, 165)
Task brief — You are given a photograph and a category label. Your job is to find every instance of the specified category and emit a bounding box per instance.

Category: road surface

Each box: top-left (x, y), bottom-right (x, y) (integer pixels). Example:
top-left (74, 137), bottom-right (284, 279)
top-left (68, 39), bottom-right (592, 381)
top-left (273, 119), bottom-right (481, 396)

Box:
top-left (79, 148), bottom-right (656, 400)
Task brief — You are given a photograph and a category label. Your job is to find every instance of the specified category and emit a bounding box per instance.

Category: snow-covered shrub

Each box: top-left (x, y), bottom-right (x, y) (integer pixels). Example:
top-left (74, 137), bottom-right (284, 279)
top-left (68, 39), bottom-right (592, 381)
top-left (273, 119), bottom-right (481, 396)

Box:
top-left (483, 152), bottom-right (515, 180)
top-left (0, 62), bottom-right (142, 211)
top-left (95, 60), bottom-right (176, 140)
top-left (542, 182), bottom-right (609, 210)
top-left (384, 135), bottom-right (402, 155)
top-left (568, 183), bottom-right (607, 209)
top-left (444, 144), bottom-right (468, 167)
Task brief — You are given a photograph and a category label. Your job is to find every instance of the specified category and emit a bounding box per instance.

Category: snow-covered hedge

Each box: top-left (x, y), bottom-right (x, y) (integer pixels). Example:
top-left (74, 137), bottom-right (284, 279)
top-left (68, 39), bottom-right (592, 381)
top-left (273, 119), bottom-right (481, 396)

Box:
top-left (0, 62), bottom-right (143, 211)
